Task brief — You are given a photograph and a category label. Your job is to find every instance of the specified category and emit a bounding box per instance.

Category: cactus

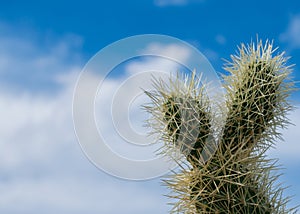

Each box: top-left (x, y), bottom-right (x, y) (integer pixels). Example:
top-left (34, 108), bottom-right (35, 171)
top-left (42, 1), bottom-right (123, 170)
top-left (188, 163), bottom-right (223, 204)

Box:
top-left (144, 40), bottom-right (297, 213)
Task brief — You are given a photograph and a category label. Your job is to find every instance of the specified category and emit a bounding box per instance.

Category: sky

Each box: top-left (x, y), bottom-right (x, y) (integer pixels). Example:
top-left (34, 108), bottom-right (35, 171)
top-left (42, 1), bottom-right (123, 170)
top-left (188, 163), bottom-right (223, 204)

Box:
top-left (1, 0), bottom-right (300, 213)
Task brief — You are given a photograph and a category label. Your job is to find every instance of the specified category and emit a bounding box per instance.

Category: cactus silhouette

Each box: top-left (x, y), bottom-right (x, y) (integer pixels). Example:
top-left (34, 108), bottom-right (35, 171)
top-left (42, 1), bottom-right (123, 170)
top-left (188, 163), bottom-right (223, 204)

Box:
top-left (144, 40), bottom-right (298, 213)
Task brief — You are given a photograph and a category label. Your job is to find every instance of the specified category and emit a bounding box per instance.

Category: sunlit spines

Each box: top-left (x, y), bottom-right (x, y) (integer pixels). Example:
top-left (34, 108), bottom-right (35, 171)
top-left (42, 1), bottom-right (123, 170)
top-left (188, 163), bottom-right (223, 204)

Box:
top-left (144, 71), bottom-right (212, 166)
top-left (144, 40), bottom-right (297, 214)
top-left (222, 40), bottom-right (295, 153)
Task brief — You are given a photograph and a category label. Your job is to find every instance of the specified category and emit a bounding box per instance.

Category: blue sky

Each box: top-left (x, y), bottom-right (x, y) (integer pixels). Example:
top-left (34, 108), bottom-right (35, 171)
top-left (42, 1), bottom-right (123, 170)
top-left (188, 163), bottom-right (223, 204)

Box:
top-left (1, 0), bottom-right (300, 213)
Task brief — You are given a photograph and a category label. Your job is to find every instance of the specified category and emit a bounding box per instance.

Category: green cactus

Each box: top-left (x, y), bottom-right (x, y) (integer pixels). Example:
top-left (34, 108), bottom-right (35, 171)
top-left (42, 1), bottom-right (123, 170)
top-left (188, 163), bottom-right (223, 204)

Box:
top-left (144, 40), bottom-right (297, 213)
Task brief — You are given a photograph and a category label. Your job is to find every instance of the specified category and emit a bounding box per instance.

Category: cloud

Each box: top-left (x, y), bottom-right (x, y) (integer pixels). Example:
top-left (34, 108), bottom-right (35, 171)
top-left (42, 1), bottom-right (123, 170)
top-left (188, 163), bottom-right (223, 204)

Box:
top-left (0, 175), bottom-right (169, 214)
top-left (0, 22), bottom-right (171, 213)
top-left (280, 14), bottom-right (300, 49)
top-left (268, 106), bottom-right (300, 161)
top-left (126, 43), bottom-right (191, 75)
top-left (0, 21), bottom-right (83, 92)
top-left (215, 34), bottom-right (226, 45)
top-left (0, 72), bottom-right (170, 214)
top-left (154, 0), bottom-right (204, 7)
top-left (267, 106), bottom-right (300, 209)
top-left (0, 20), bottom-right (299, 212)
top-left (91, 43), bottom-right (193, 176)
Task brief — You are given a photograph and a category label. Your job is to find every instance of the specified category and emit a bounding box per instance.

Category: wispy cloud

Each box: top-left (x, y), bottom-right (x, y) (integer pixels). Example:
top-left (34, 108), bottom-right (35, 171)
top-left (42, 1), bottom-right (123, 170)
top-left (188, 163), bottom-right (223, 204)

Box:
top-left (0, 22), bottom-right (170, 213)
top-left (126, 43), bottom-right (191, 75)
top-left (280, 14), bottom-right (300, 50)
top-left (154, 0), bottom-right (204, 7)
top-left (0, 20), bottom-right (299, 213)
top-left (0, 21), bottom-right (83, 92)
top-left (215, 34), bottom-right (226, 45)
top-left (267, 106), bottom-right (300, 209)
top-left (268, 107), bottom-right (300, 161)
top-left (92, 43), bottom-right (192, 174)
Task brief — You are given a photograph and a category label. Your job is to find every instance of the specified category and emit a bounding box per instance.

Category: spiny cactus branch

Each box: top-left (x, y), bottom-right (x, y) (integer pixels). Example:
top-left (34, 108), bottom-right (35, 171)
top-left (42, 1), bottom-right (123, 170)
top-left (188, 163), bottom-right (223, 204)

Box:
top-left (144, 40), bottom-right (297, 214)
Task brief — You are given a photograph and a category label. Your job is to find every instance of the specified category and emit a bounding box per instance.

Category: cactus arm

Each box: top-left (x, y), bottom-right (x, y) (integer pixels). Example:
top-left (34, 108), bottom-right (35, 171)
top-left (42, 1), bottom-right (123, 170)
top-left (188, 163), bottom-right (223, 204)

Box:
top-left (144, 40), bottom-right (297, 214)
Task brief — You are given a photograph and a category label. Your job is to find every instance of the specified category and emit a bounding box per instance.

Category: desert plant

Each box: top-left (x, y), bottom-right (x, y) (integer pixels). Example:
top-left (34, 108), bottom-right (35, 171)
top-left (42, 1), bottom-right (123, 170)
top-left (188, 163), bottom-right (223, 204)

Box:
top-left (144, 40), bottom-right (298, 213)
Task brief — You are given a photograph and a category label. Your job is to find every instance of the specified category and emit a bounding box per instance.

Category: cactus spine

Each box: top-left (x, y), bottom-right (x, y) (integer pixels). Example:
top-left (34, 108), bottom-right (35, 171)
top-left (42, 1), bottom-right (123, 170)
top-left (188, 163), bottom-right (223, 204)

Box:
top-left (145, 40), bottom-right (297, 213)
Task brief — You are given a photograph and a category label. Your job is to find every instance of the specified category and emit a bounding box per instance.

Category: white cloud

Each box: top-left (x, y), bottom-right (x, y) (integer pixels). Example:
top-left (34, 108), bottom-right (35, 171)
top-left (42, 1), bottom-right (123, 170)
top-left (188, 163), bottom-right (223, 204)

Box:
top-left (182, 39), bottom-right (220, 63)
top-left (154, 0), bottom-right (188, 6)
top-left (280, 14), bottom-right (300, 49)
top-left (0, 20), bottom-right (299, 213)
top-left (0, 175), bottom-right (169, 214)
top-left (268, 106), bottom-right (300, 161)
top-left (126, 43), bottom-right (191, 75)
top-left (0, 73), bottom-right (170, 213)
top-left (0, 21), bottom-right (83, 91)
top-left (91, 43), bottom-right (193, 176)
top-left (0, 22), bottom-right (170, 213)
top-left (202, 48), bottom-right (219, 62)
top-left (154, 0), bottom-right (204, 7)
top-left (267, 106), bottom-right (300, 209)
top-left (215, 34), bottom-right (226, 45)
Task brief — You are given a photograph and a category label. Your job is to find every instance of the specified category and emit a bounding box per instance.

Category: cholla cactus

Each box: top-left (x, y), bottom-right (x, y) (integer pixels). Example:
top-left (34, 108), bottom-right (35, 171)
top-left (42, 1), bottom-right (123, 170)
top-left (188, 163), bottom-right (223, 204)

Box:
top-left (144, 40), bottom-right (297, 213)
